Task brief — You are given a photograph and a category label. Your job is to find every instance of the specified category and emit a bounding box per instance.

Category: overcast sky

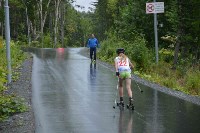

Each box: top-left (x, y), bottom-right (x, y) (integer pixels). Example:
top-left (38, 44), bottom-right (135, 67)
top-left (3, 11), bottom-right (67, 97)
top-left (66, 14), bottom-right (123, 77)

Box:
top-left (73, 0), bottom-right (97, 12)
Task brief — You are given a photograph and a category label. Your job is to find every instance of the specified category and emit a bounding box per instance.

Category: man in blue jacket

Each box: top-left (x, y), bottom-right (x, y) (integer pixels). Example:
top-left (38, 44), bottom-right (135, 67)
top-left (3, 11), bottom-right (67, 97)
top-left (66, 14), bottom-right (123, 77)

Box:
top-left (87, 34), bottom-right (99, 63)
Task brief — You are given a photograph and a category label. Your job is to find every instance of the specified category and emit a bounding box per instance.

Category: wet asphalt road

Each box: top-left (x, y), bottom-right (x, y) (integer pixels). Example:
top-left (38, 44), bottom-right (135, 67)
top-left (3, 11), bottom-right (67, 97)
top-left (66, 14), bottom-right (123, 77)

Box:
top-left (30, 48), bottom-right (200, 133)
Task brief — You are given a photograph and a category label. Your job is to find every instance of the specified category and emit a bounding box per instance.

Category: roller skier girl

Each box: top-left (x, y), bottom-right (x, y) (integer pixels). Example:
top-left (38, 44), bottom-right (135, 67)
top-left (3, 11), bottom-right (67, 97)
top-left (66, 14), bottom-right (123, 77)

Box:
top-left (114, 48), bottom-right (135, 110)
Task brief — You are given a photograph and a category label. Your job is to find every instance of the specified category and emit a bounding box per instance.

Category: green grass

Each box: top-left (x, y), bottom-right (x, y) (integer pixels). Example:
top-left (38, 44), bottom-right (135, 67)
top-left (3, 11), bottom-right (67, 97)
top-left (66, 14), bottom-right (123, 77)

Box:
top-left (137, 62), bottom-right (200, 96)
top-left (185, 68), bottom-right (200, 95)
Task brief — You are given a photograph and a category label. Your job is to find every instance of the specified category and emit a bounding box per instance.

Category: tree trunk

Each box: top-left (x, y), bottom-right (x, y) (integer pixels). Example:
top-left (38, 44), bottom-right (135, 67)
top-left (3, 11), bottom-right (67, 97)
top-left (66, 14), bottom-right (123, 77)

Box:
top-left (173, 36), bottom-right (180, 69)
top-left (54, 0), bottom-right (61, 47)
top-left (172, 0), bottom-right (184, 69)
top-left (60, 1), bottom-right (65, 47)
top-left (38, 0), bottom-right (52, 47)
top-left (25, 7), bottom-right (31, 46)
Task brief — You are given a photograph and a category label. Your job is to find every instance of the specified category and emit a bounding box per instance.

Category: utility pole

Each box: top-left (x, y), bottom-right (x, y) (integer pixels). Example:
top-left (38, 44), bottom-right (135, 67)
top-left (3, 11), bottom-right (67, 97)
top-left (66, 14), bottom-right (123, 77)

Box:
top-left (4, 0), bottom-right (11, 83)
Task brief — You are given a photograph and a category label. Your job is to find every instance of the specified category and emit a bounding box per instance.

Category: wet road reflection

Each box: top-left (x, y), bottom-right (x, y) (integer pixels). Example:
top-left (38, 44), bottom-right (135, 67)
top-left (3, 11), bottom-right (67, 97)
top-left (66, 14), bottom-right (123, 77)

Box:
top-left (28, 48), bottom-right (200, 133)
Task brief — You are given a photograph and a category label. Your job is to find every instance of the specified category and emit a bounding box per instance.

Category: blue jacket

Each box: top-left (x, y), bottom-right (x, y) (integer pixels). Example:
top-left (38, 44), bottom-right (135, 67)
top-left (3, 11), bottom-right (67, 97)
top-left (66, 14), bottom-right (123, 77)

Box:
top-left (87, 38), bottom-right (99, 48)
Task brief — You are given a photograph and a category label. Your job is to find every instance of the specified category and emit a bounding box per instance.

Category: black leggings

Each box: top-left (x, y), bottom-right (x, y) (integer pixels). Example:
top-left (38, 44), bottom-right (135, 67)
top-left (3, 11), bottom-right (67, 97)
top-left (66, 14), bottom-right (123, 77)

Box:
top-left (90, 47), bottom-right (96, 60)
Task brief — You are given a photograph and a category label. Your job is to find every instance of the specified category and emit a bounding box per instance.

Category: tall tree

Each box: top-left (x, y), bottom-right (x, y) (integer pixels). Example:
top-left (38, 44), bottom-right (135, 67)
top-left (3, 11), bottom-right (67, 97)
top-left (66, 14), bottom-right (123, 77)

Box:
top-left (172, 0), bottom-right (200, 68)
top-left (38, 0), bottom-right (52, 47)
top-left (94, 0), bottom-right (110, 40)
top-left (53, 0), bottom-right (61, 47)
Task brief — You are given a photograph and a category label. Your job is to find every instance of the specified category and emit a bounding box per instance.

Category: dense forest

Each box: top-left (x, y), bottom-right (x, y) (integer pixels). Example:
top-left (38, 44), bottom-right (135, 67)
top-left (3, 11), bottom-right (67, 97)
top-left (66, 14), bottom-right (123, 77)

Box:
top-left (0, 1), bottom-right (200, 120)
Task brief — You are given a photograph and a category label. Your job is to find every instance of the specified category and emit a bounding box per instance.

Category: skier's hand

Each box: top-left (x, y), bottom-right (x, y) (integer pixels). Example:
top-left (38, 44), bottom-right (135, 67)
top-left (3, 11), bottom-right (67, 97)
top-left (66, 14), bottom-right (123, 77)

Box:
top-left (116, 72), bottom-right (119, 77)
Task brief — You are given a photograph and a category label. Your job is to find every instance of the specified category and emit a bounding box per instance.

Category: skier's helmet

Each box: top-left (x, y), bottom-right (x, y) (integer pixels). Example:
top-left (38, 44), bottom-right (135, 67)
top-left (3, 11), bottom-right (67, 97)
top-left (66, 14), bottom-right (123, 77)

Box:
top-left (116, 48), bottom-right (125, 54)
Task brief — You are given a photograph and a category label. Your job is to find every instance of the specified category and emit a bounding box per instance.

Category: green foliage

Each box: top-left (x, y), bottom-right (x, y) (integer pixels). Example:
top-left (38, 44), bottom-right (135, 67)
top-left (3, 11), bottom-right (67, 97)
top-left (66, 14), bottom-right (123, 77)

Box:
top-left (159, 48), bottom-right (174, 63)
top-left (98, 36), bottom-right (119, 63)
top-left (146, 62), bottom-right (176, 85)
top-left (94, 0), bottom-right (200, 96)
top-left (31, 41), bottom-right (40, 47)
top-left (142, 61), bottom-right (200, 95)
top-left (0, 40), bottom-right (27, 121)
top-left (176, 57), bottom-right (196, 76)
top-left (10, 41), bottom-right (27, 69)
top-left (0, 95), bottom-right (27, 121)
top-left (185, 68), bottom-right (200, 95)
top-left (17, 34), bottom-right (28, 45)
top-left (98, 33), bottom-right (150, 70)
top-left (165, 0), bottom-right (178, 33)
top-left (127, 36), bottom-right (150, 70)
top-left (43, 34), bottom-right (53, 48)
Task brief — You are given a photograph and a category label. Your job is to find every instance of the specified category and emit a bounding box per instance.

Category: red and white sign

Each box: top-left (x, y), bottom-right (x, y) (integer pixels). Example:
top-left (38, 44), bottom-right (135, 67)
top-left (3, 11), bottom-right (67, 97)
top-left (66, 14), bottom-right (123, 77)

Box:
top-left (146, 2), bottom-right (164, 14)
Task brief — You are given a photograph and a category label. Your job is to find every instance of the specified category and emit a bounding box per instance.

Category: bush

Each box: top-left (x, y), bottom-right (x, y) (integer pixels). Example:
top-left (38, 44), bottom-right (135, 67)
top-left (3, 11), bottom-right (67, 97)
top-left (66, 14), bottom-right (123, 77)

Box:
top-left (126, 36), bottom-right (150, 70)
top-left (0, 95), bottom-right (27, 121)
top-left (98, 34), bottom-right (150, 71)
top-left (31, 41), bottom-right (40, 47)
top-left (185, 68), bottom-right (200, 95)
top-left (0, 40), bottom-right (27, 121)
top-left (162, 77), bottom-right (177, 88)
top-left (159, 48), bottom-right (174, 63)
top-left (98, 36), bottom-right (121, 63)
top-left (43, 34), bottom-right (53, 48)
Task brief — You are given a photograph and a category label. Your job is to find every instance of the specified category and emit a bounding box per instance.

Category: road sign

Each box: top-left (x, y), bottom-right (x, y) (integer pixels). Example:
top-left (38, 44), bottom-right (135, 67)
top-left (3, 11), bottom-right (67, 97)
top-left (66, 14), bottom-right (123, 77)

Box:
top-left (146, 2), bottom-right (164, 14)
top-left (146, 2), bottom-right (164, 63)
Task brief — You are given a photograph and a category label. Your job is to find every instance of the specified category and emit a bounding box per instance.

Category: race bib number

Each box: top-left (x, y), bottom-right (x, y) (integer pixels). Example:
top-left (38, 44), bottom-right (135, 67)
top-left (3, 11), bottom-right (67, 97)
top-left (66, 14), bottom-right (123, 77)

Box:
top-left (118, 60), bottom-right (127, 66)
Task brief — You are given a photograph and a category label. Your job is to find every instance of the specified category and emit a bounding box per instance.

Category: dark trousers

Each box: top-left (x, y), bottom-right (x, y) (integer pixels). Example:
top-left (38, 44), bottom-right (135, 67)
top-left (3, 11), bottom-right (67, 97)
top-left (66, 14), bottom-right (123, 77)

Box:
top-left (90, 47), bottom-right (96, 61)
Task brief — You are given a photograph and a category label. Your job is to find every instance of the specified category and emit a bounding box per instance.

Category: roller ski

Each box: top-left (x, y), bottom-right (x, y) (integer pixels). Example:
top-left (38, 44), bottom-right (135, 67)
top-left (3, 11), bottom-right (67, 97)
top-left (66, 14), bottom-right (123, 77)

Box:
top-left (113, 100), bottom-right (125, 110)
top-left (117, 101), bottom-right (125, 108)
top-left (126, 98), bottom-right (134, 110)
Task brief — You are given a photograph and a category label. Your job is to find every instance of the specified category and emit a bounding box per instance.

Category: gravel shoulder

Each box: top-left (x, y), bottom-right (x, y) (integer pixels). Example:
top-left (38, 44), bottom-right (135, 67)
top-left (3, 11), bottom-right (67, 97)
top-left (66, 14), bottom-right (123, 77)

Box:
top-left (0, 56), bottom-right (35, 133)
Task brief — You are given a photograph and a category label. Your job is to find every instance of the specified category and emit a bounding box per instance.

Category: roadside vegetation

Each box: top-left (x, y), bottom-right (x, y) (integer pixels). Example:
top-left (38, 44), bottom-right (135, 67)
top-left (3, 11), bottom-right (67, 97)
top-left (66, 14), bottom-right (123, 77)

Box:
top-left (0, 38), bottom-right (27, 121)
top-left (97, 35), bottom-right (200, 95)
top-left (94, 0), bottom-right (200, 96)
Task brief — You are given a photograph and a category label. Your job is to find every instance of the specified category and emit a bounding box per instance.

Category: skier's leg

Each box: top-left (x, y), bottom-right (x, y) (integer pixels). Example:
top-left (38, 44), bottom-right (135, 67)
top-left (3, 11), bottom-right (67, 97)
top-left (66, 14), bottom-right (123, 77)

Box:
top-left (118, 78), bottom-right (124, 106)
top-left (94, 47), bottom-right (97, 61)
top-left (126, 77), bottom-right (134, 109)
top-left (90, 48), bottom-right (93, 61)
top-left (118, 78), bottom-right (124, 98)
top-left (126, 78), bottom-right (132, 98)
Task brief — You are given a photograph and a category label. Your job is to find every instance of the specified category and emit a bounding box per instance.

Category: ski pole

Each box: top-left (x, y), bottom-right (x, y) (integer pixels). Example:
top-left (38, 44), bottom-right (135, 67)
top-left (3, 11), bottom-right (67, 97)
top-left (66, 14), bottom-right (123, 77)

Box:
top-left (113, 80), bottom-right (119, 109)
top-left (134, 80), bottom-right (143, 93)
top-left (113, 78), bottom-right (119, 109)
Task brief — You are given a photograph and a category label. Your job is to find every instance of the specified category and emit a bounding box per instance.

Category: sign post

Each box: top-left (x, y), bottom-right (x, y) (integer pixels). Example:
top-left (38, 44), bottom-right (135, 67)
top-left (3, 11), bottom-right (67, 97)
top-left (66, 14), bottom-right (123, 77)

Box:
top-left (146, 1), bottom-right (164, 63)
